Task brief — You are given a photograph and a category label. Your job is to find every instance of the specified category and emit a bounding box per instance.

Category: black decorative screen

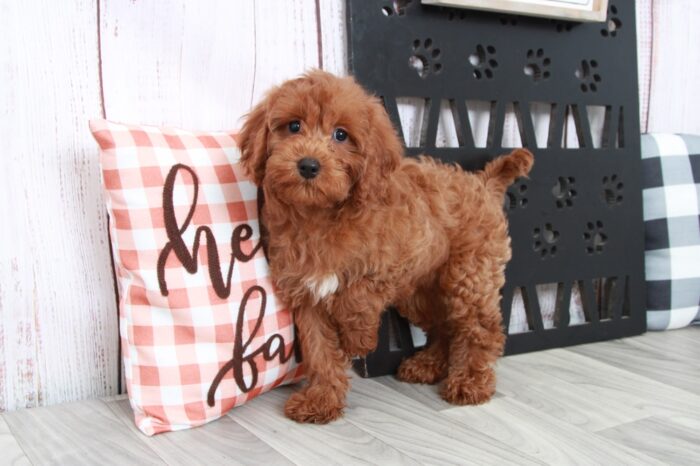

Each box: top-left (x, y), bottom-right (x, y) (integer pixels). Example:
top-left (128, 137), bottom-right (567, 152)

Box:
top-left (348, 0), bottom-right (645, 376)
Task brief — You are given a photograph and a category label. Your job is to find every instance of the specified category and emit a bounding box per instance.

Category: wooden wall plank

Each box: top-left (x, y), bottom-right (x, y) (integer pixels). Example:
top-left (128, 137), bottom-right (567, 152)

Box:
top-left (0, 0), bottom-right (118, 411)
top-left (646, 0), bottom-right (700, 134)
top-left (250, 1), bottom-right (320, 102)
top-left (319, 0), bottom-right (348, 75)
top-left (100, 0), bottom-right (319, 130)
top-left (636, 0), bottom-right (653, 133)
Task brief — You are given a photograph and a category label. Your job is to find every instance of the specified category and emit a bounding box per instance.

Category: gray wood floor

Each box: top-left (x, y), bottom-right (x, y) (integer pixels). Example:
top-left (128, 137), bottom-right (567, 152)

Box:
top-left (2, 327), bottom-right (698, 465)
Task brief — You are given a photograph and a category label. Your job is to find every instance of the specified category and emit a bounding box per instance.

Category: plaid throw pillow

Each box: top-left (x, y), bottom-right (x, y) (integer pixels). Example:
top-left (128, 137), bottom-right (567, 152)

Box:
top-left (90, 120), bottom-right (303, 435)
top-left (642, 134), bottom-right (700, 330)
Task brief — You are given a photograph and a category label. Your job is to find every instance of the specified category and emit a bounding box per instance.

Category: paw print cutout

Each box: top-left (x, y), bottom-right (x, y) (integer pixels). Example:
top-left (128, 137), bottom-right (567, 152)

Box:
top-left (551, 20), bottom-right (573, 33)
top-left (381, 0), bottom-right (412, 16)
top-left (524, 49), bottom-right (551, 82)
top-left (552, 176), bottom-right (576, 208)
top-left (602, 174), bottom-right (623, 206)
top-left (575, 59), bottom-right (601, 93)
top-left (533, 223), bottom-right (560, 258)
top-left (506, 180), bottom-right (529, 210)
top-left (409, 38), bottom-right (442, 79)
top-left (601, 4), bottom-right (622, 37)
top-left (584, 221), bottom-right (607, 254)
top-left (446, 10), bottom-right (467, 21)
top-left (469, 44), bottom-right (498, 80)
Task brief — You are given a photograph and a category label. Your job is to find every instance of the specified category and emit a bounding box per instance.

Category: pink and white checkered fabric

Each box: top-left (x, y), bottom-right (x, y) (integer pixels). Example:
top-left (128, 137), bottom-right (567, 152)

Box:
top-left (90, 119), bottom-right (303, 436)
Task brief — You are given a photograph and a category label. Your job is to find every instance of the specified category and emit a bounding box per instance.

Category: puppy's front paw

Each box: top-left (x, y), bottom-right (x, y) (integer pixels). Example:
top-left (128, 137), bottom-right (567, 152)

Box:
top-left (440, 370), bottom-right (496, 405)
top-left (284, 388), bottom-right (344, 424)
top-left (397, 351), bottom-right (447, 384)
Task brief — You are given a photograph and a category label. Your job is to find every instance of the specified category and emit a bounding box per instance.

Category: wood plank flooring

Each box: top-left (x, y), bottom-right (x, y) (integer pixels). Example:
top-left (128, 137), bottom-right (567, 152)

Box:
top-left (2, 327), bottom-right (698, 465)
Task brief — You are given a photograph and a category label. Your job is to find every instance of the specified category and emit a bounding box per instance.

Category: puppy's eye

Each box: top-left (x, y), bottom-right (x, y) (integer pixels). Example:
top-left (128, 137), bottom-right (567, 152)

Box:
top-left (289, 120), bottom-right (301, 133)
top-left (333, 128), bottom-right (348, 142)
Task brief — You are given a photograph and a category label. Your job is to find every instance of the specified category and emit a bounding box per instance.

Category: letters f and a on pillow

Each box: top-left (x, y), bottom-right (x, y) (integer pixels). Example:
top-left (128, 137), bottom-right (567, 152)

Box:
top-left (90, 120), bottom-right (303, 436)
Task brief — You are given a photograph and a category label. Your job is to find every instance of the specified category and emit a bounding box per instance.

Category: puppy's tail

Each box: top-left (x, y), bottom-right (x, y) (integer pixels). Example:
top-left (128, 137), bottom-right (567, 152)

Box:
top-left (480, 148), bottom-right (534, 194)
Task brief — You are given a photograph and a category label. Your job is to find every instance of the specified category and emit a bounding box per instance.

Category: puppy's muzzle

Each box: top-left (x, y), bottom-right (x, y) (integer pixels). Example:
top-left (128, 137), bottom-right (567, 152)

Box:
top-left (297, 157), bottom-right (320, 180)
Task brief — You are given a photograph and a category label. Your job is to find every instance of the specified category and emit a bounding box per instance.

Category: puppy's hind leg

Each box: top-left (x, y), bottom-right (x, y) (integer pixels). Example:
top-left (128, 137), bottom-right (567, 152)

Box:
top-left (395, 289), bottom-right (449, 385)
top-left (438, 255), bottom-right (506, 405)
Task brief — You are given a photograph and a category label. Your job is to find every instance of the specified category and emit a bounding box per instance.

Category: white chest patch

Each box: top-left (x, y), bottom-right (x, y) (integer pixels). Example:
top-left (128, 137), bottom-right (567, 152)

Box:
top-left (306, 274), bottom-right (340, 302)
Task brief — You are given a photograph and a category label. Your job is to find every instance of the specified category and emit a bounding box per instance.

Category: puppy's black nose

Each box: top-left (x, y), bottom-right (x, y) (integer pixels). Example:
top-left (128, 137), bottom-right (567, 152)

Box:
top-left (297, 157), bottom-right (320, 179)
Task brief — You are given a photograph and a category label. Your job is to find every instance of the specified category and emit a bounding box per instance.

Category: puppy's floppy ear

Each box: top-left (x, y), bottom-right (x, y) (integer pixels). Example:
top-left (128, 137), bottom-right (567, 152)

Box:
top-left (355, 97), bottom-right (403, 202)
top-left (238, 91), bottom-right (275, 186)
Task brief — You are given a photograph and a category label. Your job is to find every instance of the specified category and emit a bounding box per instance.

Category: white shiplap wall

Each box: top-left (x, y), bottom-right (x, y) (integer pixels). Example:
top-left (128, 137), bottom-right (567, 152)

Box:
top-left (646, 0), bottom-right (700, 134)
top-left (0, 0), bottom-right (697, 411)
top-left (0, 0), bottom-right (117, 411)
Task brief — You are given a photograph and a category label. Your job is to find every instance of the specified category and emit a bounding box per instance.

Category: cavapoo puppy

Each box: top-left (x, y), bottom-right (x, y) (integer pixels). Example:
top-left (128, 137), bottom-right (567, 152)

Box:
top-left (239, 70), bottom-right (533, 424)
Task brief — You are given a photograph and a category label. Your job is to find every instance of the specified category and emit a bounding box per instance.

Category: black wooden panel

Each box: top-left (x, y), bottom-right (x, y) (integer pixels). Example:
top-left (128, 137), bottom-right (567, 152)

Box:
top-left (348, 0), bottom-right (646, 376)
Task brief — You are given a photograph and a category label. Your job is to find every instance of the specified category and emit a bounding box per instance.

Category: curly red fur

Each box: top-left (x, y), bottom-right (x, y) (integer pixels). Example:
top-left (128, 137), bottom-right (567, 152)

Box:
top-left (238, 70), bottom-right (534, 423)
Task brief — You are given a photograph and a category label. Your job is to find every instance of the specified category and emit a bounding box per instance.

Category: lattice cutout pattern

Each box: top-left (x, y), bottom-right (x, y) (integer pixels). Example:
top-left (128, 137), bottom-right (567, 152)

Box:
top-left (393, 98), bottom-right (625, 151)
top-left (507, 277), bottom-right (628, 335)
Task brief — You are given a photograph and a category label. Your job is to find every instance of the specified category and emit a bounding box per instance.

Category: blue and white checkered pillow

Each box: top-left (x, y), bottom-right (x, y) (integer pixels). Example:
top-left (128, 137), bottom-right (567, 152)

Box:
top-left (642, 134), bottom-right (700, 330)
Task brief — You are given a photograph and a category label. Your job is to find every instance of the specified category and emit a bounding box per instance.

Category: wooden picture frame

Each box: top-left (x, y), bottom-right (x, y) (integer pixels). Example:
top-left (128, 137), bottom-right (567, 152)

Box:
top-left (421, 0), bottom-right (609, 22)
